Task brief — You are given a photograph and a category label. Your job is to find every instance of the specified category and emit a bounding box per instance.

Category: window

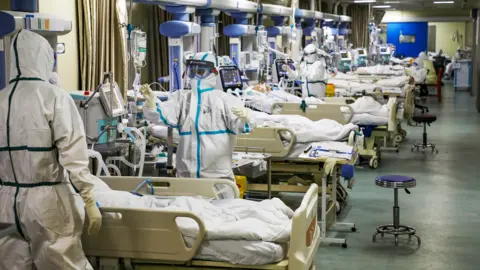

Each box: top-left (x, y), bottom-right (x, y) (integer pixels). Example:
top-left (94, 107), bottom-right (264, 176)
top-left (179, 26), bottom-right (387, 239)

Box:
top-left (399, 34), bottom-right (416, 44)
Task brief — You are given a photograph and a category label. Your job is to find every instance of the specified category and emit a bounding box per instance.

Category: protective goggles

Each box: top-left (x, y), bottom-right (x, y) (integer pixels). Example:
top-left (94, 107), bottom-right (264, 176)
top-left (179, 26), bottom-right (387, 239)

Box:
top-left (186, 59), bottom-right (216, 79)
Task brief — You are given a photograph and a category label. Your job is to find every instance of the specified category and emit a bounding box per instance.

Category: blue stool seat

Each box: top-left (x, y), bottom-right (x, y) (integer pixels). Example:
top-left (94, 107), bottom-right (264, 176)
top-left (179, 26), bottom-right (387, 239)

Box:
top-left (376, 175), bottom-right (416, 189)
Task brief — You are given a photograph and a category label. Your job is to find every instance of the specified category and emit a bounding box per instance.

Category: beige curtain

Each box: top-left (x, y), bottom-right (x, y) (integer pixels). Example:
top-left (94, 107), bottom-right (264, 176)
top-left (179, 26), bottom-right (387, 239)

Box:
top-left (217, 12), bottom-right (235, 56)
top-left (77, 0), bottom-right (127, 93)
top-left (146, 6), bottom-right (170, 90)
top-left (347, 4), bottom-right (369, 48)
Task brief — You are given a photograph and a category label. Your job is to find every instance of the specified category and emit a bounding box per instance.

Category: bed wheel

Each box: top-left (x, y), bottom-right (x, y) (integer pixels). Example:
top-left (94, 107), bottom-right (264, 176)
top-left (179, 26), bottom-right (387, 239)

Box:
top-left (400, 129), bottom-right (407, 138)
top-left (351, 227), bottom-right (357, 232)
top-left (393, 134), bottom-right (403, 146)
top-left (369, 158), bottom-right (379, 169)
top-left (342, 243), bottom-right (348, 248)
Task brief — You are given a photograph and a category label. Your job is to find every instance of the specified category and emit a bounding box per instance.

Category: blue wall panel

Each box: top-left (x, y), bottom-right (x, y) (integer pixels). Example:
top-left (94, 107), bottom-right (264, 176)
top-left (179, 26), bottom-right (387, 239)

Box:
top-left (387, 22), bottom-right (428, 58)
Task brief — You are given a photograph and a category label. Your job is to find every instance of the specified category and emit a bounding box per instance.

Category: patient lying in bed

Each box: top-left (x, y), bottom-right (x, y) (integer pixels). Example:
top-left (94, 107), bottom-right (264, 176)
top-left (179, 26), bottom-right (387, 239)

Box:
top-left (341, 96), bottom-right (396, 126)
top-left (245, 86), bottom-right (325, 113)
top-left (252, 111), bottom-right (357, 144)
top-left (93, 180), bottom-right (293, 265)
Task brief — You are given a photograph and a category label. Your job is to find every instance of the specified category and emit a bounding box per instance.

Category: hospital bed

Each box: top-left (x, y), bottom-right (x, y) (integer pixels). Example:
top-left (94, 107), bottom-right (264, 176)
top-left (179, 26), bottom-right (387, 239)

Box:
top-left (235, 127), bottom-right (357, 247)
top-left (82, 177), bottom-right (320, 270)
top-left (272, 103), bottom-right (354, 124)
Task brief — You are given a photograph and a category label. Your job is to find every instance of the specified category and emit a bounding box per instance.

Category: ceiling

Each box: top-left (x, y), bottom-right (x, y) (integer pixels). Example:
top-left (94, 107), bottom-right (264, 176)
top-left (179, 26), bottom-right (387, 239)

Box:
top-left (340, 0), bottom-right (479, 10)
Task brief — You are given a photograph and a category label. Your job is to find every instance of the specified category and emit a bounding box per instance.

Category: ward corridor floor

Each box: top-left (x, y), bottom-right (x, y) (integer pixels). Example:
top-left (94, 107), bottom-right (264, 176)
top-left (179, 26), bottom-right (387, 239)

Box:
top-left (315, 84), bottom-right (480, 270)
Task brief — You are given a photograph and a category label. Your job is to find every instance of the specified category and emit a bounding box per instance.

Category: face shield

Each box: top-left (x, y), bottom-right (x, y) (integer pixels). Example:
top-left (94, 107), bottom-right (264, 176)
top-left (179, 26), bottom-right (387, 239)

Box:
top-left (304, 50), bottom-right (318, 64)
top-left (186, 59), bottom-right (216, 80)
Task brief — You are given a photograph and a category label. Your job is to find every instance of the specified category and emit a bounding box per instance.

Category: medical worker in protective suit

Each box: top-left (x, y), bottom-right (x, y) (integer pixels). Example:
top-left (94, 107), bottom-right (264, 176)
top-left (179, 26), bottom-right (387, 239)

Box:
top-left (142, 52), bottom-right (255, 185)
top-left (288, 44), bottom-right (328, 98)
top-left (0, 30), bottom-right (102, 269)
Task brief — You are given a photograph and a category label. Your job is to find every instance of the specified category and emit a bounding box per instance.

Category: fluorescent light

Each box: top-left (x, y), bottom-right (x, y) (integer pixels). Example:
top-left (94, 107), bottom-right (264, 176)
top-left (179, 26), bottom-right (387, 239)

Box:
top-left (354, 0), bottom-right (376, 3)
top-left (385, 1), bottom-right (400, 3)
top-left (324, 19), bottom-right (333, 22)
top-left (433, 1), bottom-right (454, 3)
top-left (373, 5), bottom-right (391, 8)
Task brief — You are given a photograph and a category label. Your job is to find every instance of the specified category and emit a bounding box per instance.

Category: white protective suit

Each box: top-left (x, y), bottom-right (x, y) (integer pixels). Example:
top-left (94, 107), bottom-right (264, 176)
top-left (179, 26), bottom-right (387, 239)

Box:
top-left (143, 52), bottom-right (255, 181)
top-left (414, 52), bottom-right (428, 69)
top-left (288, 44), bottom-right (327, 98)
top-left (0, 30), bottom-right (99, 269)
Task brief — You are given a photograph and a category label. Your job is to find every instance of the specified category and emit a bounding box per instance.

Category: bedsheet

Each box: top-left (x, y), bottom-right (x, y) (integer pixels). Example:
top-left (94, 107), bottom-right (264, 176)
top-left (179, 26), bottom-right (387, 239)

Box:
top-left (184, 236), bottom-right (287, 265)
top-left (341, 96), bottom-right (395, 126)
top-left (94, 184), bottom-right (294, 243)
top-left (245, 88), bottom-right (324, 113)
top-left (251, 112), bottom-right (357, 144)
top-left (93, 181), bottom-right (291, 265)
top-left (355, 65), bottom-right (405, 76)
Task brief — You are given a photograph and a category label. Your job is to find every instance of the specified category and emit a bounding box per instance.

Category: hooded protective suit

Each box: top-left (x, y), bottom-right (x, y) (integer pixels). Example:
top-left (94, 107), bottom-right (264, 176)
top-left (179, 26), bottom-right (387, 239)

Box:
top-left (288, 44), bottom-right (327, 98)
top-left (414, 52), bottom-right (428, 69)
top-left (0, 30), bottom-right (100, 269)
top-left (143, 52), bottom-right (255, 182)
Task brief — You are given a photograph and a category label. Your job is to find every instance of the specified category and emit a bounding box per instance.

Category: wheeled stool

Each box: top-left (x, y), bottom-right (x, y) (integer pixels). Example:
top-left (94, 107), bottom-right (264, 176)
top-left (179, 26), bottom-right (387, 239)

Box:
top-left (411, 114), bottom-right (438, 154)
top-left (372, 175), bottom-right (421, 247)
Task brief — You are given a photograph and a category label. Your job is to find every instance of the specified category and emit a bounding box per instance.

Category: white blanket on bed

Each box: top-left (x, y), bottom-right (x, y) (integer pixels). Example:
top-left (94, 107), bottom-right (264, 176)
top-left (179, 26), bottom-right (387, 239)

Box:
top-left (251, 112), bottom-right (357, 143)
top-left (94, 185), bottom-right (294, 243)
top-left (245, 88), bottom-right (324, 113)
top-left (355, 65), bottom-right (405, 76)
top-left (343, 96), bottom-right (396, 126)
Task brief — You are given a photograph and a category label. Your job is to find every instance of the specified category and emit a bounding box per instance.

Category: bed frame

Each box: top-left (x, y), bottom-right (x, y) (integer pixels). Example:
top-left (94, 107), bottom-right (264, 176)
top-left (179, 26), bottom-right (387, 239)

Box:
top-left (271, 103), bottom-right (354, 124)
top-left (235, 128), bottom-right (356, 247)
top-left (82, 177), bottom-right (320, 270)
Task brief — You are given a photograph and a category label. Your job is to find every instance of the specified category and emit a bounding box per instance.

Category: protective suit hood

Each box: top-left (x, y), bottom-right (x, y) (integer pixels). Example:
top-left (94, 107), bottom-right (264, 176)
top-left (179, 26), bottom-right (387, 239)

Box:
top-left (9, 30), bottom-right (54, 82)
top-left (189, 52), bottom-right (217, 92)
top-left (303, 44), bottom-right (318, 64)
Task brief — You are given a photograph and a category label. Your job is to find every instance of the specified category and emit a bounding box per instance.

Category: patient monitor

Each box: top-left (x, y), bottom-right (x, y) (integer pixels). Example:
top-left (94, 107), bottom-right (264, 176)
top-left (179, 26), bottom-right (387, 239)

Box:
top-left (377, 46), bottom-right (391, 64)
top-left (338, 51), bottom-right (352, 72)
top-left (216, 65), bottom-right (243, 92)
top-left (272, 58), bottom-right (294, 84)
top-left (353, 48), bottom-right (368, 67)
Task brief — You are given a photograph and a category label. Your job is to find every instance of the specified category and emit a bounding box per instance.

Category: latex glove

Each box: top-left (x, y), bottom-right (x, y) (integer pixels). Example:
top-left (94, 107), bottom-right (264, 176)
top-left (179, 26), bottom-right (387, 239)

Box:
top-left (84, 198), bottom-right (102, 235)
top-left (139, 84), bottom-right (157, 109)
top-left (323, 158), bottom-right (340, 176)
top-left (231, 107), bottom-right (251, 123)
top-left (49, 72), bottom-right (59, 86)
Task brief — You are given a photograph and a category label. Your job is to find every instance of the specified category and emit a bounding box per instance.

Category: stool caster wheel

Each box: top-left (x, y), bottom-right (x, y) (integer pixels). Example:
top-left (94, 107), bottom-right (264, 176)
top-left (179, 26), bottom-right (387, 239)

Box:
top-left (351, 227), bottom-right (357, 232)
top-left (341, 243), bottom-right (348, 248)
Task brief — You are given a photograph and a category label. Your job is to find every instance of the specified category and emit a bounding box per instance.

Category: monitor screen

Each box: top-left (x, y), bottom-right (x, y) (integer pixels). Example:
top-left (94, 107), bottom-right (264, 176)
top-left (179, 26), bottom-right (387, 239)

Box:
top-left (276, 59), bottom-right (294, 77)
top-left (358, 49), bottom-right (365, 55)
top-left (341, 53), bottom-right (349, 59)
top-left (380, 48), bottom-right (387, 53)
top-left (220, 68), bottom-right (242, 88)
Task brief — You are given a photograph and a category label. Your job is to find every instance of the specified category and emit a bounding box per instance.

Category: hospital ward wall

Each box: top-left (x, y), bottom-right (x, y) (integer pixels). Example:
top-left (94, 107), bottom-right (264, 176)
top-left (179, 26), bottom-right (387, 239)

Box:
top-left (428, 22), bottom-right (467, 57)
top-left (387, 22), bottom-right (428, 58)
top-left (39, 0), bottom-right (79, 91)
top-left (0, 1), bottom-right (11, 10)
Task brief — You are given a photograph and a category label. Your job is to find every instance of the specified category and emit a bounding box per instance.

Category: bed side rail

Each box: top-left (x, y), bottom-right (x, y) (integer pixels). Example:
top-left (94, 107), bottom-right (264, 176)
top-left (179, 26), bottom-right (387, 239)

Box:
top-left (235, 127), bottom-right (295, 158)
top-left (99, 177), bottom-right (240, 199)
top-left (322, 96), bottom-right (356, 105)
top-left (82, 207), bottom-right (206, 262)
top-left (272, 103), bottom-right (353, 124)
top-left (388, 97), bottom-right (398, 132)
top-left (289, 184), bottom-right (320, 270)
